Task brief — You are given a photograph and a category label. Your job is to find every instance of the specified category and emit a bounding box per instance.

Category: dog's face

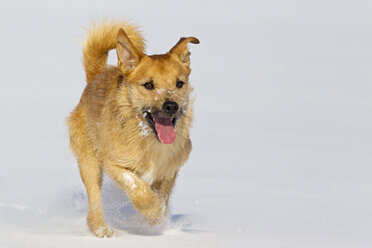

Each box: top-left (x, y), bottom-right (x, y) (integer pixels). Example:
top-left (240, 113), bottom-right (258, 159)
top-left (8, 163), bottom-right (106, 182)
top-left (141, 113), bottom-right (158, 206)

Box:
top-left (116, 29), bottom-right (199, 144)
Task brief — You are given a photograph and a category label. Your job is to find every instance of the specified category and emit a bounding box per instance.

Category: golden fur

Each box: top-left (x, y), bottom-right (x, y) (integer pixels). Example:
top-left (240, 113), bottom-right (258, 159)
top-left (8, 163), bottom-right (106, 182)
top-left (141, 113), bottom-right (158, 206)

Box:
top-left (67, 20), bottom-right (199, 237)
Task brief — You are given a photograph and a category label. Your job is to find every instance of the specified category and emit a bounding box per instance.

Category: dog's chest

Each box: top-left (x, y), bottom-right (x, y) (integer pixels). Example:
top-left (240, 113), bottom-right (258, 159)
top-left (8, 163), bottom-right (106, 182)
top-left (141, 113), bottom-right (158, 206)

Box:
top-left (140, 167), bottom-right (157, 185)
top-left (140, 145), bottom-right (182, 185)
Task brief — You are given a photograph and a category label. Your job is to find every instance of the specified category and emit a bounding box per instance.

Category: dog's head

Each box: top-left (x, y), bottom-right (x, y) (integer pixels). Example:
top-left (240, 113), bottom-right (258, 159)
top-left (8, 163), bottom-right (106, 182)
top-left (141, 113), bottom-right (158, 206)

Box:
top-left (116, 28), bottom-right (199, 144)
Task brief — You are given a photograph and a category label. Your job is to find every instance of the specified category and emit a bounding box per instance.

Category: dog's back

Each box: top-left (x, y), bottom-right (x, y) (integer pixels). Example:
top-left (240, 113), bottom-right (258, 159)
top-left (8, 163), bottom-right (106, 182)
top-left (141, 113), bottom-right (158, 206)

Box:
top-left (68, 21), bottom-right (145, 159)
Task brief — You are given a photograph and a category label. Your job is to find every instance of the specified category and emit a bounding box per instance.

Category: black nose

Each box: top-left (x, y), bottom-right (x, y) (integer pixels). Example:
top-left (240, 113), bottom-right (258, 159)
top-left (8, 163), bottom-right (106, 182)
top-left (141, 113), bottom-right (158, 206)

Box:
top-left (162, 101), bottom-right (179, 115)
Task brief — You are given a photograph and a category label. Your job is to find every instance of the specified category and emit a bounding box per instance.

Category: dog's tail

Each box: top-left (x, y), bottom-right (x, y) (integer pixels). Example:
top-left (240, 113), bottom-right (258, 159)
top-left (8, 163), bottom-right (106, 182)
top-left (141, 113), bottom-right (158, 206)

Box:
top-left (83, 20), bottom-right (145, 83)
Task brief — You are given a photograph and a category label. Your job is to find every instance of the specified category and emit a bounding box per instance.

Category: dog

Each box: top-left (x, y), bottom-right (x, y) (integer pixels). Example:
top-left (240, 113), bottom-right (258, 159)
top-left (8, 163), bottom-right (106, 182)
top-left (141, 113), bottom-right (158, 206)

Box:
top-left (67, 21), bottom-right (199, 237)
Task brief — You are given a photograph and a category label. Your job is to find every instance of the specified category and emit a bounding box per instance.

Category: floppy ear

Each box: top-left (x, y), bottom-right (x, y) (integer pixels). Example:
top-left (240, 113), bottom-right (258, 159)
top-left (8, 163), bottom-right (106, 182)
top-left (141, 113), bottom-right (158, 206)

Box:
top-left (116, 28), bottom-right (143, 74)
top-left (169, 37), bottom-right (200, 68)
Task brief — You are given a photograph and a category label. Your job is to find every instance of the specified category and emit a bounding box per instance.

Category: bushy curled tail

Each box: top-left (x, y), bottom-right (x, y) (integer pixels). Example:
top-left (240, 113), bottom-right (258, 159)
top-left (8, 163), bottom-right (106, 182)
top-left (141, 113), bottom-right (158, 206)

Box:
top-left (83, 20), bottom-right (145, 82)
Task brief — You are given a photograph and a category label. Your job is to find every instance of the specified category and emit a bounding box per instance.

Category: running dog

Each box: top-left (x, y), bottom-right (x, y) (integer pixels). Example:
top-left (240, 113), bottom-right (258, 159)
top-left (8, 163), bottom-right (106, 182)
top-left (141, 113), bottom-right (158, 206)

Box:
top-left (67, 21), bottom-right (199, 237)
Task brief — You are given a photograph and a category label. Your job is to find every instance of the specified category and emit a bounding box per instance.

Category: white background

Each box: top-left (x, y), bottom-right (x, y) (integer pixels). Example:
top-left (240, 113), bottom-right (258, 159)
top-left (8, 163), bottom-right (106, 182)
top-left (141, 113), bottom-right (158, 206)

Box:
top-left (0, 0), bottom-right (371, 247)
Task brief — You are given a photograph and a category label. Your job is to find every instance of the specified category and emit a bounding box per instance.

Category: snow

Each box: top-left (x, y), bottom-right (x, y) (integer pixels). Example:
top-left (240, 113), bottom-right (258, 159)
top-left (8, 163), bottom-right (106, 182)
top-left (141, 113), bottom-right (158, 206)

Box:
top-left (0, 0), bottom-right (372, 247)
top-left (138, 120), bottom-right (150, 137)
top-left (156, 89), bottom-right (166, 94)
top-left (123, 173), bottom-right (137, 189)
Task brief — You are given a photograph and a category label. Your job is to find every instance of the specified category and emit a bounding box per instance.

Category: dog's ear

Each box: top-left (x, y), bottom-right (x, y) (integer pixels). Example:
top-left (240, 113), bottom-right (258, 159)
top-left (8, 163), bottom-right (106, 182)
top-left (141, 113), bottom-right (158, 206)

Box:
top-left (116, 28), bottom-right (143, 74)
top-left (169, 37), bottom-right (199, 69)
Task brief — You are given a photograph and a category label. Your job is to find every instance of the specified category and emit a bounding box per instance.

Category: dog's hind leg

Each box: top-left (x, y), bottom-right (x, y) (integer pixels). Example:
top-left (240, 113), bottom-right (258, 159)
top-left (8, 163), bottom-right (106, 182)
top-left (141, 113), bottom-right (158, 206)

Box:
top-left (104, 164), bottom-right (166, 225)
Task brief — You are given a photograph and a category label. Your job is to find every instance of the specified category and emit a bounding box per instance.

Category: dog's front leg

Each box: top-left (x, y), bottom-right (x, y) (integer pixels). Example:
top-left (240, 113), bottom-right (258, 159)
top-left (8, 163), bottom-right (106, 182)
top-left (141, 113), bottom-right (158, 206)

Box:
top-left (151, 175), bottom-right (177, 214)
top-left (104, 164), bottom-right (166, 225)
top-left (76, 151), bottom-right (113, 237)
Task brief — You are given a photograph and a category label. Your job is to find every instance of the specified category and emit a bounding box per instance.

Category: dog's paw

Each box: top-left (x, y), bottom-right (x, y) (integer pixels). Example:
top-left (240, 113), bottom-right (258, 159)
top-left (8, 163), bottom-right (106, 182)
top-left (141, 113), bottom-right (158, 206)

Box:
top-left (143, 205), bottom-right (167, 225)
top-left (144, 216), bottom-right (163, 226)
top-left (92, 225), bottom-right (114, 238)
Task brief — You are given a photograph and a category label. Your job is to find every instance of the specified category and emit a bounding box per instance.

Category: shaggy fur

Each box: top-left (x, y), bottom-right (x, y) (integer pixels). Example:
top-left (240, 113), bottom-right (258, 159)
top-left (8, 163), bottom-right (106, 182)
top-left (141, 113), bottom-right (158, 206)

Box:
top-left (67, 20), bottom-right (199, 237)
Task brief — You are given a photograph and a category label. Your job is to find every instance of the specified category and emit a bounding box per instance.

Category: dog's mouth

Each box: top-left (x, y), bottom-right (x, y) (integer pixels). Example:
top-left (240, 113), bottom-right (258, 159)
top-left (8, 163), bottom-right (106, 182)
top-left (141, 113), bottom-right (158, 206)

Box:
top-left (144, 111), bottom-right (179, 144)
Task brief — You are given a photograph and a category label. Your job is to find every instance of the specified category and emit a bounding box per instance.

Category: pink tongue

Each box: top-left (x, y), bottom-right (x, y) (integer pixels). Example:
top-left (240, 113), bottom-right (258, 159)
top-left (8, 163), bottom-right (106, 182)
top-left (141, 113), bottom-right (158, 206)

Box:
top-left (153, 116), bottom-right (176, 144)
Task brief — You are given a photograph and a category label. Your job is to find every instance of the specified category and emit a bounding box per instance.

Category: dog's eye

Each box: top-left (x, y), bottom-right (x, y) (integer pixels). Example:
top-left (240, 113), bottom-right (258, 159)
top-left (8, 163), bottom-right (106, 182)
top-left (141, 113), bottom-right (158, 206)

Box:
top-left (176, 80), bottom-right (185, 88)
top-left (143, 81), bottom-right (154, 90)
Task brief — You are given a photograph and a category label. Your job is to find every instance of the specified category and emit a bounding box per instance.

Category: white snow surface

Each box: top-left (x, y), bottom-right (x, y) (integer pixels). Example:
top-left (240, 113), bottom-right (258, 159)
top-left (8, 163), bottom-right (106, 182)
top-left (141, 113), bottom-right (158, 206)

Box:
top-left (123, 173), bottom-right (137, 189)
top-left (0, 0), bottom-right (372, 247)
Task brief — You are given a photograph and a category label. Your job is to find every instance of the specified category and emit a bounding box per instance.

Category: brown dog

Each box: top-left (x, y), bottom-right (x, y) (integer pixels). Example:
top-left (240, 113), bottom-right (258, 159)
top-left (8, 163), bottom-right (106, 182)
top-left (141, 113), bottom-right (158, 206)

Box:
top-left (67, 21), bottom-right (199, 237)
